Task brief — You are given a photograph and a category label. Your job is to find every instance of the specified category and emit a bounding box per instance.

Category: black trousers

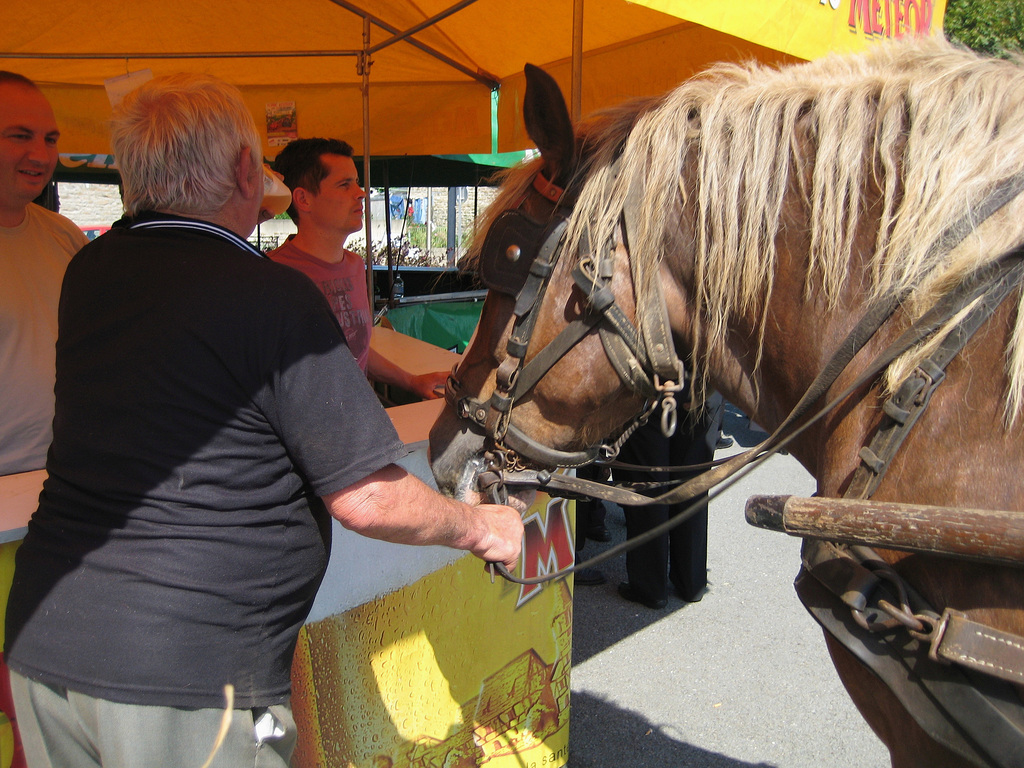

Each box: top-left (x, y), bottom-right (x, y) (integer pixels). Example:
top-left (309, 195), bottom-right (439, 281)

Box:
top-left (616, 411), bottom-right (713, 603)
top-left (574, 465), bottom-right (608, 551)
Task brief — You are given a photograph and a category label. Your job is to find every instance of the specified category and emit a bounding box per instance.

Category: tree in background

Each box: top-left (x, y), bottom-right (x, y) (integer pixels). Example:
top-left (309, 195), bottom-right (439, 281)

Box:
top-left (944, 0), bottom-right (1024, 56)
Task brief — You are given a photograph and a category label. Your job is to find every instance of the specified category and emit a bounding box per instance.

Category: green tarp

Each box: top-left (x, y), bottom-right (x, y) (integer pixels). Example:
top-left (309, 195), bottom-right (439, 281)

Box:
top-left (384, 300), bottom-right (484, 354)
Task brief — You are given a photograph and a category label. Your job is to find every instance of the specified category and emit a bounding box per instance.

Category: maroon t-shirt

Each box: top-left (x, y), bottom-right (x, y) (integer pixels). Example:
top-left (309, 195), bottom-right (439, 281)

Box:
top-left (269, 238), bottom-right (372, 371)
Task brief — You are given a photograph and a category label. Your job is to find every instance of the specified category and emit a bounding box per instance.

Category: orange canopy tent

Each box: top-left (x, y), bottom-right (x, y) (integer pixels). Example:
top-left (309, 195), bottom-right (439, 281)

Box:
top-left (3, 0), bottom-right (949, 158)
top-left (3, 0), bottom-right (946, 299)
top-left (633, 0), bottom-right (947, 61)
top-left (2, 0), bottom-right (810, 160)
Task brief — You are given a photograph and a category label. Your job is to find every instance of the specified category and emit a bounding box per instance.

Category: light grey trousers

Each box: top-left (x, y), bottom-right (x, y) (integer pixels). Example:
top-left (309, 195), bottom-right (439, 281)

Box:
top-left (10, 671), bottom-right (296, 768)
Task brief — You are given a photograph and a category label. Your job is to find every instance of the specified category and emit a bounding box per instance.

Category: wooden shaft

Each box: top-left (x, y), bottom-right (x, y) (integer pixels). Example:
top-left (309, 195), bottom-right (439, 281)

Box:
top-left (745, 494), bottom-right (1024, 567)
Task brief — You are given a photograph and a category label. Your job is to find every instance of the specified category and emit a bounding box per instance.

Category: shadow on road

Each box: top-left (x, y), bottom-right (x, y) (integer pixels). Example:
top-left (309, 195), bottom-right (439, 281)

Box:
top-left (569, 404), bottom-right (766, 666)
top-left (567, 690), bottom-right (776, 768)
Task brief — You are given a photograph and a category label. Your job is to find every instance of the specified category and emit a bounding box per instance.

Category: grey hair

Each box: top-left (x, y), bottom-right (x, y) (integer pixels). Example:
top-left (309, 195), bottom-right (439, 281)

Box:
top-left (110, 73), bottom-right (262, 217)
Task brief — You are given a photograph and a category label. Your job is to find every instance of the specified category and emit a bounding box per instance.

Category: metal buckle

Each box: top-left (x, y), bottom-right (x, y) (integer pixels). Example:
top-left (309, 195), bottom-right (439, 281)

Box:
top-left (654, 373), bottom-right (685, 437)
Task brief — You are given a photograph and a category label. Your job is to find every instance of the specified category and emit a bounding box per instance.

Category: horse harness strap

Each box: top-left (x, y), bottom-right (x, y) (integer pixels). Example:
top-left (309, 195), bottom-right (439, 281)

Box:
top-left (620, 177), bottom-right (687, 432)
top-left (463, 169), bottom-right (1024, 483)
top-left (497, 250), bottom-right (1006, 507)
top-left (495, 257), bottom-right (1005, 507)
top-left (532, 171), bottom-right (565, 203)
top-left (481, 214), bottom-right (604, 468)
top-left (799, 251), bottom-right (1024, 767)
top-left (556, 171), bottom-right (1024, 501)
top-left (797, 544), bottom-right (1024, 768)
top-left (848, 252), bottom-right (1024, 498)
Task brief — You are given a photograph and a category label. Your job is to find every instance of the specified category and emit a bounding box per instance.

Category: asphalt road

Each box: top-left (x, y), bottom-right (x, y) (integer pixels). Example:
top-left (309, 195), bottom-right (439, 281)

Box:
top-left (566, 405), bottom-right (892, 768)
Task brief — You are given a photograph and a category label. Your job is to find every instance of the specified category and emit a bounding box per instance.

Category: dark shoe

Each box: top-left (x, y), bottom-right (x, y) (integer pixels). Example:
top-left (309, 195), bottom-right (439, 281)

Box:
top-left (584, 525), bottom-right (611, 542)
top-left (715, 435), bottom-right (735, 450)
top-left (617, 582), bottom-right (667, 609)
top-left (574, 568), bottom-right (606, 586)
top-left (677, 584), bottom-right (708, 603)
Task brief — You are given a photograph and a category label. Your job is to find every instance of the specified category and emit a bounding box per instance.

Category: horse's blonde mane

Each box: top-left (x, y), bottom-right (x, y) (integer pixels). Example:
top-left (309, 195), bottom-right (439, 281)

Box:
top-left (558, 36), bottom-right (1024, 421)
top-left (465, 156), bottom-right (546, 270)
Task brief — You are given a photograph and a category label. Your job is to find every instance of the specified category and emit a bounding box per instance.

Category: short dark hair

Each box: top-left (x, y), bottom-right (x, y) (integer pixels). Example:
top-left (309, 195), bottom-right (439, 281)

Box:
top-left (271, 138), bottom-right (355, 222)
top-left (0, 71), bottom-right (41, 89)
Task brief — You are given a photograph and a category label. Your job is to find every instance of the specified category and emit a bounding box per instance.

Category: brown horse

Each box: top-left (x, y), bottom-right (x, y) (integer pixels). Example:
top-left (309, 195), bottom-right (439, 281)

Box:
top-left (429, 38), bottom-right (1024, 768)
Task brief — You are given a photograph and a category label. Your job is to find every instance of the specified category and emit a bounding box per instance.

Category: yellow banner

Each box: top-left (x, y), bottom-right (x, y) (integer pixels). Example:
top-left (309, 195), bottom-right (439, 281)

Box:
top-left (291, 492), bottom-right (575, 768)
top-left (633, 0), bottom-right (948, 60)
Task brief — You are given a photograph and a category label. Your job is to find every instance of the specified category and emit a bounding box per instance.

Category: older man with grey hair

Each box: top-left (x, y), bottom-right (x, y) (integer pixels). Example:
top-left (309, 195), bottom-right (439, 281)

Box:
top-left (4, 73), bottom-right (522, 768)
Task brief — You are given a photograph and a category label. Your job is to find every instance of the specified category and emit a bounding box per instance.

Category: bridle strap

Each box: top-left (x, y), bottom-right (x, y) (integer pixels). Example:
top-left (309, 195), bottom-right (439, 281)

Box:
top-left (510, 234), bottom-right (656, 399)
top-left (601, 168), bottom-right (1024, 492)
top-left (846, 249), bottom-right (1024, 498)
top-left (490, 169), bottom-right (1024, 597)
top-left (495, 246), bottom-right (1024, 596)
top-left (501, 423), bottom-right (599, 468)
top-left (532, 171), bottom-right (565, 204)
top-left (621, 191), bottom-right (684, 387)
top-left (472, 168), bottom-right (1024, 479)
top-left (485, 218), bottom-right (567, 440)
top-left (573, 246), bottom-right (660, 397)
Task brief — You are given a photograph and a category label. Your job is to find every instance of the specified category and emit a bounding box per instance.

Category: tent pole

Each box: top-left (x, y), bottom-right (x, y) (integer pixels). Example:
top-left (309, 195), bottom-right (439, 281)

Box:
top-left (383, 162), bottom-right (395, 308)
top-left (360, 15), bottom-right (375, 309)
top-left (571, 0), bottom-right (583, 122)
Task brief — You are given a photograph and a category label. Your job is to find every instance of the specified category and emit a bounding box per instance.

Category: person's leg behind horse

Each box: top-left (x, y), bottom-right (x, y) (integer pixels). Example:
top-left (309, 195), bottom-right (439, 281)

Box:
top-left (616, 419), bottom-right (672, 608)
top-left (573, 464), bottom-right (610, 548)
top-left (573, 463), bottom-right (611, 586)
top-left (669, 394), bottom-right (723, 601)
top-left (666, 409), bottom-right (714, 601)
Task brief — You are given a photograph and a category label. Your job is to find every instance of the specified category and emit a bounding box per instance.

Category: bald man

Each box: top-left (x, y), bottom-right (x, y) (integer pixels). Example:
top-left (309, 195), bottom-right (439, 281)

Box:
top-left (0, 71), bottom-right (87, 476)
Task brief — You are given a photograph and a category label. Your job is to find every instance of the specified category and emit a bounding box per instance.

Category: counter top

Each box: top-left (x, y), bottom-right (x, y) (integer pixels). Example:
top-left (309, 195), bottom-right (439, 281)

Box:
top-left (371, 325), bottom-right (460, 376)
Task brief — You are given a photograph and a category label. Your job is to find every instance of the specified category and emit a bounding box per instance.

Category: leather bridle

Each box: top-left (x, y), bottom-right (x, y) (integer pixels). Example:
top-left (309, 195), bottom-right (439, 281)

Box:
top-left (445, 164), bottom-right (1024, 559)
top-left (444, 168), bottom-right (687, 490)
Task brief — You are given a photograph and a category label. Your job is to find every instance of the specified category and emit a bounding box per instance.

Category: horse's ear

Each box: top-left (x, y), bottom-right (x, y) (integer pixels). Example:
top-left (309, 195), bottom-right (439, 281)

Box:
top-left (523, 63), bottom-right (576, 186)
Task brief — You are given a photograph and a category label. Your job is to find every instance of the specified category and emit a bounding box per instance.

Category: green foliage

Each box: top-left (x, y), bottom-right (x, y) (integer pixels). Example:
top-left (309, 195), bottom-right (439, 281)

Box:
top-left (944, 0), bottom-right (1024, 56)
top-left (406, 222), bottom-right (425, 250)
top-left (406, 222), bottom-right (456, 251)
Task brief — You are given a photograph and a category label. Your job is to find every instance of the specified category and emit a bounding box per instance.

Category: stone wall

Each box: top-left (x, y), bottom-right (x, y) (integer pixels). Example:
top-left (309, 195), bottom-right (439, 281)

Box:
top-left (56, 183), bottom-right (123, 229)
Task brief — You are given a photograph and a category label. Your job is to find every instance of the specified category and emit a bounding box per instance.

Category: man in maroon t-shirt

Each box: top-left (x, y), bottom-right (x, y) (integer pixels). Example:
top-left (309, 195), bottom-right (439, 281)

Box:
top-left (270, 138), bottom-right (447, 399)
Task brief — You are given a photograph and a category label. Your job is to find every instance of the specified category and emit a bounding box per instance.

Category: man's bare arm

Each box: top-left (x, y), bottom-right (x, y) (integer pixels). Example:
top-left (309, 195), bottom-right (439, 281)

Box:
top-left (323, 464), bottom-right (523, 570)
top-left (367, 348), bottom-right (448, 400)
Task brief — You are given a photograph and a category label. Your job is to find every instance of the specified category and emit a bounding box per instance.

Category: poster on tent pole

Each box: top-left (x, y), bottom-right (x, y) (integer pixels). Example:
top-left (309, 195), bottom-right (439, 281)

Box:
top-left (267, 101), bottom-right (298, 147)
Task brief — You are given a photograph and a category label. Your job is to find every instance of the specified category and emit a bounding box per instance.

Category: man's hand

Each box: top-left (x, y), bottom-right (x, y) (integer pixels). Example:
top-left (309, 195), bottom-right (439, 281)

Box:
top-left (408, 369), bottom-right (450, 400)
top-left (465, 502), bottom-right (523, 571)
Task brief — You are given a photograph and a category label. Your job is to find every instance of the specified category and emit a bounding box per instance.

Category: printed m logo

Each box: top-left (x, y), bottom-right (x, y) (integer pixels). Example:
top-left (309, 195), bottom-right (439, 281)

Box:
top-left (517, 499), bottom-right (575, 607)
